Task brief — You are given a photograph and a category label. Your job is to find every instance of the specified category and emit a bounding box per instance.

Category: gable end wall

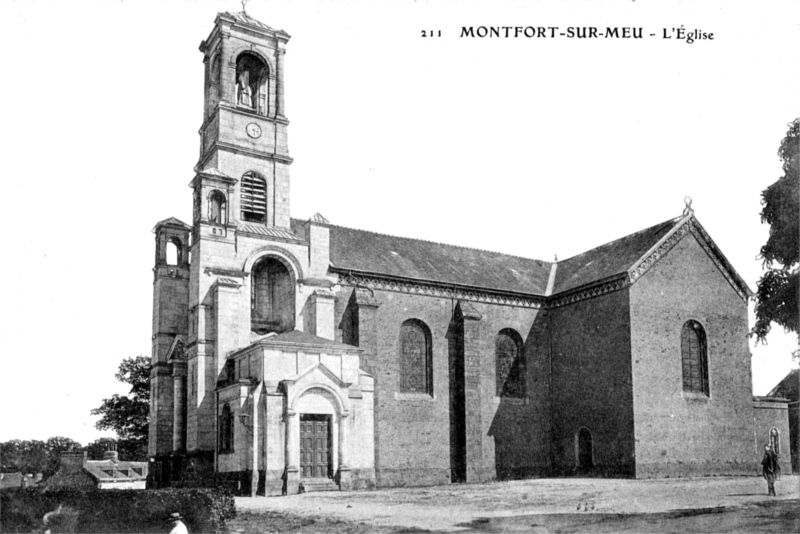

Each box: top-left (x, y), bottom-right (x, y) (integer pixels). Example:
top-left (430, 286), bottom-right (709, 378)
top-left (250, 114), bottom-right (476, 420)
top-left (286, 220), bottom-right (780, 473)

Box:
top-left (630, 232), bottom-right (755, 477)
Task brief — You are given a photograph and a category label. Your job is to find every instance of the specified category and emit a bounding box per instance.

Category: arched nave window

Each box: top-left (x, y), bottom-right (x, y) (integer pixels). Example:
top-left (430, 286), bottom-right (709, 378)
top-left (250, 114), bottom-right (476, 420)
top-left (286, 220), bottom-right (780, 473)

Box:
top-left (681, 320), bottom-right (709, 395)
top-left (400, 319), bottom-right (432, 395)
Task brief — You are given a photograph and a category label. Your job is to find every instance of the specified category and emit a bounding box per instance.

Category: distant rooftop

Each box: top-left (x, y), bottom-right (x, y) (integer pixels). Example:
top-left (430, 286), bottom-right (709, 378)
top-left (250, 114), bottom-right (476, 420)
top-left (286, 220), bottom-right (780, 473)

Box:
top-left (767, 368), bottom-right (799, 401)
top-left (83, 459), bottom-right (148, 483)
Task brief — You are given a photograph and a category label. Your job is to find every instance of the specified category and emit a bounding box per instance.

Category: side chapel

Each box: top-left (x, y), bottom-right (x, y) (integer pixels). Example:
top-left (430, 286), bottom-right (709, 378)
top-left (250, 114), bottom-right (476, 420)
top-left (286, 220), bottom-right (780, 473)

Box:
top-left (148, 11), bottom-right (791, 494)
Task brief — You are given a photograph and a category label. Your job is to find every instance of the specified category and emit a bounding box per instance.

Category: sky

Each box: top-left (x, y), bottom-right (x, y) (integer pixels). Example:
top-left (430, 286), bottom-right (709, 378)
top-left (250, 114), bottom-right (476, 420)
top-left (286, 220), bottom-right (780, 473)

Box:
top-left (0, 0), bottom-right (797, 445)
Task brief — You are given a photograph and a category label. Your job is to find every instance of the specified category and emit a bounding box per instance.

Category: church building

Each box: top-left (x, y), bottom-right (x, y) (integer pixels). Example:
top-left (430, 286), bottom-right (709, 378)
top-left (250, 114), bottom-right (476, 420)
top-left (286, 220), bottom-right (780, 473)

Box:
top-left (148, 11), bottom-right (791, 495)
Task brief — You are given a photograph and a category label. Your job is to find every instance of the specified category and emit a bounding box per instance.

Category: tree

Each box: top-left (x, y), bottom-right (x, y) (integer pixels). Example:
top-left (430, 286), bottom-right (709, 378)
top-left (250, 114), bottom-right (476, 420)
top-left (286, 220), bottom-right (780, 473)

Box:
top-left (44, 436), bottom-right (83, 475)
top-left (13, 440), bottom-right (48, 474)
top-left (1, 437), bottom-right (82, 476)
top-left (752, 118), bottom-right (800, 343)
top-left (91, 356), bottom-right (150, 460)
top-left (1, 440), bottom-right (20, 472)
top-left (86, 437), bottom-right (118, 460)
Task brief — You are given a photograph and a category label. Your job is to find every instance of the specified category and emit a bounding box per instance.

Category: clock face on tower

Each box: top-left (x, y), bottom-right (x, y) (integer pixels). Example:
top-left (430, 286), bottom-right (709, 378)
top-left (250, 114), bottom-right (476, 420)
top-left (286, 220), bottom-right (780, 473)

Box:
top-left (246, 123), bottom-right (262, 139)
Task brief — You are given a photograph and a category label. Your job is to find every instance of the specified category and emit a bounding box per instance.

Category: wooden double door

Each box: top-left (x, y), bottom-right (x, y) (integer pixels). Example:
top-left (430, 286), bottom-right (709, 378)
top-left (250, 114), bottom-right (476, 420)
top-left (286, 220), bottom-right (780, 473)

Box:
top-left (300, 414), bottom-right (332, 479)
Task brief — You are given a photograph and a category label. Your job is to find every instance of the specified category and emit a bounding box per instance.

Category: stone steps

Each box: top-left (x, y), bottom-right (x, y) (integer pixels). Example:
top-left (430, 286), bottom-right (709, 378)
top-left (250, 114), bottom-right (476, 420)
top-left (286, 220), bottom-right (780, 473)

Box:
top-left (300, 478), bottom-right (339, 493)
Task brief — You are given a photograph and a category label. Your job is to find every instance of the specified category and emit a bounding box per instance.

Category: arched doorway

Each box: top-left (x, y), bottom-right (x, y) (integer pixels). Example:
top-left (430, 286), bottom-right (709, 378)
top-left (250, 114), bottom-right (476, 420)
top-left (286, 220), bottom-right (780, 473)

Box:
top-left (300, 414), bottom-right (332, 479)
top-left (576, 427), bottom-right (594, 472)
top-left (293, 387), bottom-right (341, 481)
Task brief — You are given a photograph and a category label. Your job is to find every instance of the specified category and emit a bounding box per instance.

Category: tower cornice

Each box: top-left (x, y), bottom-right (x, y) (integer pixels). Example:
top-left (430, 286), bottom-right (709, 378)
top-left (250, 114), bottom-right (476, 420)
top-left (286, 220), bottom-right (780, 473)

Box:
top-left (196, 142), bottom-right (293, 172)
top-left (214, 12), bottom-right (291, 42)
top-left (224, 102), bottom-right (290, 125)
top-left (197, 103), bottom-right (289, 134)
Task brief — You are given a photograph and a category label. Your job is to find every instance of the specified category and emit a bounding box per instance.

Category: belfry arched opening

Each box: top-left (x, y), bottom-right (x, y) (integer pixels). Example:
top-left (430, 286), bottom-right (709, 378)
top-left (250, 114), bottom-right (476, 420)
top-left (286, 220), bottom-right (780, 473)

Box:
top-left (251, 256), bottom-right (294, 334)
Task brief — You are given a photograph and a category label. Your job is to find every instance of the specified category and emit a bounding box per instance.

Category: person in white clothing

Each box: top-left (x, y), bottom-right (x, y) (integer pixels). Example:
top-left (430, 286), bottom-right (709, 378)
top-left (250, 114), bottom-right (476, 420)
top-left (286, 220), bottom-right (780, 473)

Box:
top-left (167, 512), bottom-right (188, 534)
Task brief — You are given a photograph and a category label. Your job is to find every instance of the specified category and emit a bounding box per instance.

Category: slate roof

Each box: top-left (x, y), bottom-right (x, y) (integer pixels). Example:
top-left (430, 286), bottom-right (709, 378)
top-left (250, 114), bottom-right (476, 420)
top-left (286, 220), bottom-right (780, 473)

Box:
top-left (152, 217), bottom-right (191, 231)
top-left (83, 460), bottom-right (147, 483)
top-left (297, 213), bottom-right (747, 300)
top-left (326, 224), bottom-right (553, 295)
top-left (239, 224), bottom-right (302, 242)
top-left (197, 167), bottom-right (233, 180)
top-left (767, 369), bottom-right (799, 401)
top-left (552, 218), bottom-right (678, 294)
top-left (220, 11), bottom-right (281, 33)
top-left (40, 469), bottom-right (97, 491)
top-left (259, 330), bottom-right (357, 350)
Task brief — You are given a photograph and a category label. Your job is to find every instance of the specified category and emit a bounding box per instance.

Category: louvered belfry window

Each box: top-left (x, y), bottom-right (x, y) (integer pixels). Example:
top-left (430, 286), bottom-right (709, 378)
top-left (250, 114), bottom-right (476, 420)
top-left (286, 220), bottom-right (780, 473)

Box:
top-left (240, 171), bottom-right (267, 223)
top-left (681, 320), bottom-right (709, 395)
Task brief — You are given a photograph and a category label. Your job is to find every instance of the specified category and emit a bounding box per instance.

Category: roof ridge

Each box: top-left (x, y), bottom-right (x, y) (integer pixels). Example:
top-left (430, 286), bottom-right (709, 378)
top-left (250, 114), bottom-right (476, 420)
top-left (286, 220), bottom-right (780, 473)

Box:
top-left (557, 216), bottom-right (681, 264)
top-left (220, 10), bottom-right (282, 33)
top-left (328, 221), bottom-right (553, 265)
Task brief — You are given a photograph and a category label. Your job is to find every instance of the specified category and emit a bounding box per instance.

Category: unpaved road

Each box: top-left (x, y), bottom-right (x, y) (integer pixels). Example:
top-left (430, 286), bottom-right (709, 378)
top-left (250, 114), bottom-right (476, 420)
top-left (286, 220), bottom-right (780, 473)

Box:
top-left (231, 475), bottom-right (799, 533)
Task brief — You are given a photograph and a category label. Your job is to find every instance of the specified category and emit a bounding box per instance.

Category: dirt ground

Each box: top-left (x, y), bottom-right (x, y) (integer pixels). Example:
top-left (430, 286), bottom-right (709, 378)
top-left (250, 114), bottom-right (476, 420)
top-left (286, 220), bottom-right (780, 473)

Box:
top-left (229, 475), bottom-right (799, 533)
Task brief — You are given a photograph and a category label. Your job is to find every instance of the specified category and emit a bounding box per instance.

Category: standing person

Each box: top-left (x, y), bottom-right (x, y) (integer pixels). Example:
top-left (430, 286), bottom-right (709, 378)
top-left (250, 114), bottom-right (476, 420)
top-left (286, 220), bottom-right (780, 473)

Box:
top-left (761, 445), bottom-right (780, 496)
top-left (167, 512), bottom-right (188, 534)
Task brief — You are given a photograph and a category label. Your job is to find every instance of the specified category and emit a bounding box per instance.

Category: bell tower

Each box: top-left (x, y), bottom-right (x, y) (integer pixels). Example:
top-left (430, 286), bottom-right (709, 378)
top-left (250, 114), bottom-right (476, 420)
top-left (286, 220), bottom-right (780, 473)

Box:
top-left (181, 11), bottom-right (299, 458)
top-left (152, 11), bottom-right (345, 486)
top-left (194, 11), bottom-right (292, 231)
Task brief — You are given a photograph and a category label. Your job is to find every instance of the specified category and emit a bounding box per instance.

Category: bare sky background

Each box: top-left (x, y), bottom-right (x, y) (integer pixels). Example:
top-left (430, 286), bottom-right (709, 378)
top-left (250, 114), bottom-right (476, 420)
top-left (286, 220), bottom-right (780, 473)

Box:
top-left (0, 0), bottom-right (797, 444)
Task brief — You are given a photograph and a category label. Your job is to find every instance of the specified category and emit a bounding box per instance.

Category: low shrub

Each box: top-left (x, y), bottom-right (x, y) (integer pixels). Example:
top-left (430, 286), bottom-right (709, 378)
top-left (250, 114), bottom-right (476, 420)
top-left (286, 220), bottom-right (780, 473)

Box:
top-left (0, 487), bottom-right (235, 533)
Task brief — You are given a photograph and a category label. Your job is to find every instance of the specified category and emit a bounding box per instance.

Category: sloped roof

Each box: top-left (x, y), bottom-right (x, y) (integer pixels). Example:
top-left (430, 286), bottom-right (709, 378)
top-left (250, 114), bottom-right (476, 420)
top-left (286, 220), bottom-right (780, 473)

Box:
top-left (197, 167), bottom-right (233, 180)
top-left (239, 224), bottom-right (302, 242)
top-left (83, 460), bottom-right (147, 483)
top-left (767, 369), bottom-right (799, 401)
top-left (220, 11), bottom-right (280, 33)
top-left (40, 469), bottom-right (96, 491)
top-left (553, 218), bottom-right (678, 294)
top-left (152, 217), bottom-right (191, 231)
top-left (327, 224), bottom-right (553, 295)
top-left (166, 335), bottom-right (186, 361)
top-left (260, 330), bottom-right (357, 350)
top-left (227, 330), bottom-right (360, 361)
top-left (295, 212), bottom-right (749, 301)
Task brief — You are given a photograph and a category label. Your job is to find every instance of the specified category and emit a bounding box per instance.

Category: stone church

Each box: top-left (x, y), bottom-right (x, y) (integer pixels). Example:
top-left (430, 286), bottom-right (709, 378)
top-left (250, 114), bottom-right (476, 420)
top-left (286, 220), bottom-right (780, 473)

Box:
top-left (148, 11), bottom-right (791, 494)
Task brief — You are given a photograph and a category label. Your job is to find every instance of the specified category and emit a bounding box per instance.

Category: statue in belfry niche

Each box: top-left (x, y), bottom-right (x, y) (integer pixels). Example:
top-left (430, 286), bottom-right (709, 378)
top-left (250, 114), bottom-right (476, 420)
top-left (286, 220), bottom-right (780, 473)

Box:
top-left (235, 52), bottom-right (268, 113)
top-left (237, 70), bottom-right (252, 107)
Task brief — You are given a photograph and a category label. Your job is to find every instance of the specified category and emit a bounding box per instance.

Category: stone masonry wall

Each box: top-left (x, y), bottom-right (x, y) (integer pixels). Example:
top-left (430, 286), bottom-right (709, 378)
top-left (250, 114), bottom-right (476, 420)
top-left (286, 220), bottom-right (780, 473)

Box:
top-left (753, 399), bottom-right (792, 475)
top-left (548, 289), bottom-right (636, 477)
top-left (335, 287), bottom-right (549, 487)
top-left (186, 230), bottom-right (316, 453)
top-left (630, 233), bottom-right (755, 477)
top-left (150, 257), bottom-right (189, 456)
top-left (474, 301), bottom-right (552, 480)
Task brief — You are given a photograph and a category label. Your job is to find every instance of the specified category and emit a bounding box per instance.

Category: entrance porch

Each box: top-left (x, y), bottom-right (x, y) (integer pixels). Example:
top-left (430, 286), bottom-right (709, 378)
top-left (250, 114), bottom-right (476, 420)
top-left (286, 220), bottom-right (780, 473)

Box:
top-left (215, 331), bottom-right (376, 495)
